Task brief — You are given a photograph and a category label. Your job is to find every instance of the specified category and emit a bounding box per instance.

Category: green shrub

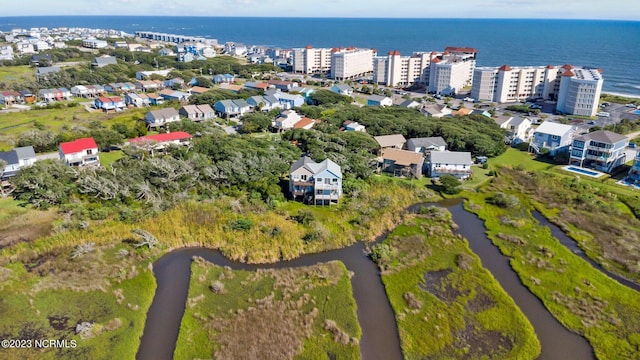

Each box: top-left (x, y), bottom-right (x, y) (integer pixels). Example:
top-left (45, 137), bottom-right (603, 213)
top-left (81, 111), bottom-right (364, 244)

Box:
top-left (226, 218), bottom-right (254, 231)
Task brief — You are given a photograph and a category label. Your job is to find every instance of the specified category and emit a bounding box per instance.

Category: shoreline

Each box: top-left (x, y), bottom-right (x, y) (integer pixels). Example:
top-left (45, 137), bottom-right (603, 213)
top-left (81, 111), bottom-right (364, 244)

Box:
top-left (602, 91), bottom-right (640, 100)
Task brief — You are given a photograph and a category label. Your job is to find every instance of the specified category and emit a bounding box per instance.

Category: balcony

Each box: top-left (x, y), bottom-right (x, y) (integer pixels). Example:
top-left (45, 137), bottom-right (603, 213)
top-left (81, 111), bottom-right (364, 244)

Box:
top-left (432, 167), bottom-right (472, 175)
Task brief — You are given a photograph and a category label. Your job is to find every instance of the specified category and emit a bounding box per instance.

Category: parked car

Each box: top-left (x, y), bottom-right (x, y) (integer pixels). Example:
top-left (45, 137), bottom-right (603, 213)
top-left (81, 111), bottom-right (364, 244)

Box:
top-left (629, 143), bottom-right (637, 148)
top-left (625, 104), bottom-right (636, 108)
top-left (596, 112), bottom-right (610, 117)
top-left (463, 97), bottom-right (475, 102)
top-left (530, 104), bottom-right (542, 109)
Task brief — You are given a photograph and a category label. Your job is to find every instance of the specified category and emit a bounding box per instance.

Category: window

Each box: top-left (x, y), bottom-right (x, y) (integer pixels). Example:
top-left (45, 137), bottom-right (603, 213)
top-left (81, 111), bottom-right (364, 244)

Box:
top-left (316, 178), bottom-right (322, 182)
top-left (86, 149), bottom-right (93, 155)
top-left (325, 178), bottom-right (331, 184)
top-left (332, 178), bottom-right (338, 183)
top-left (300, 174), bottom-right (307, 181)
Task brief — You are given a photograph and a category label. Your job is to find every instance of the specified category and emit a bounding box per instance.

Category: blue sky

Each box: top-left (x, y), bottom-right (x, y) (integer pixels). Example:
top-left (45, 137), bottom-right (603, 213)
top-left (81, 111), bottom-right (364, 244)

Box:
top-left (1, 0), bottom-right (639, 20)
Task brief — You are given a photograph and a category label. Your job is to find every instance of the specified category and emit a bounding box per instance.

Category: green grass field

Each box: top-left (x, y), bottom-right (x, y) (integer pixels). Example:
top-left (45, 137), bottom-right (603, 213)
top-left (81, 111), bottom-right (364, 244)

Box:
top-left (0, 65), bottom-right (35, 85)
top-left (375, 207), bottom-right (540, 360)
top-left (174, 259), bottom-right (361, 360)
top-left (98, 150), bottom-right (124, 168)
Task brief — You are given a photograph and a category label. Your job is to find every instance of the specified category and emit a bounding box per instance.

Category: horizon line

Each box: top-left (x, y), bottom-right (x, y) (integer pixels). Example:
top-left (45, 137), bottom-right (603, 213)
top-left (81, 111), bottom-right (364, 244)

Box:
top-left (0, 15), bottom-right (638, 22)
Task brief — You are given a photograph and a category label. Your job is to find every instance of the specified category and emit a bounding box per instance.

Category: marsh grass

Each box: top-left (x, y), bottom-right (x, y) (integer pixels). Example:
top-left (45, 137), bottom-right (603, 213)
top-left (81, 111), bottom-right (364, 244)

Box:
top-left (376, 207), bottom-right (540, 360)
top-left (464, 187), bottom-right (640, 360)
top-left (174, 259), bottom-right (361, 360)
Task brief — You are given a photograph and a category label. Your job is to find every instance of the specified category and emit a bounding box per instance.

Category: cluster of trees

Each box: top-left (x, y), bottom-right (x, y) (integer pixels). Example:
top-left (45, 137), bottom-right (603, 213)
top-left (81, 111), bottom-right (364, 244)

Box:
top-left (295, 104), bottom-right (507, 157)
top-left (590, 118), bottom-right (640, 135)
top-left (11, 132), bottom-right (302, 217)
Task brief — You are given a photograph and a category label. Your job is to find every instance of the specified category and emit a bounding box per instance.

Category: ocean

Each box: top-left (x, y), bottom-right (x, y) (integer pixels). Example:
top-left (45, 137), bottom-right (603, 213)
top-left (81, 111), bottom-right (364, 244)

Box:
top-left (1, 16), bottom-right (639, 96)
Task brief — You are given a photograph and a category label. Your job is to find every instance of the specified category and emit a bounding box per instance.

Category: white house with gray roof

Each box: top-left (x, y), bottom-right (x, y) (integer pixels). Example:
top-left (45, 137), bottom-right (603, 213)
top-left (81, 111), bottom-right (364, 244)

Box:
top-left (530, 121), bottom-right (574, 155)
top-left (145, 108), bottom-right (180, 128)
top-left (289, 156), bottom-right (342, 205)
top-left (0, 146), bottom-right (36, 180)
top-left (407, 137), bottom-right (447, 154)
top-left (428, 151), bottom-right (473, 179)
top-left (499, 116), bottom-right (533, 143)
top-left (214, 99), bottom-right (251, 118)
top-left (569, 130), bottom-right (628, 173)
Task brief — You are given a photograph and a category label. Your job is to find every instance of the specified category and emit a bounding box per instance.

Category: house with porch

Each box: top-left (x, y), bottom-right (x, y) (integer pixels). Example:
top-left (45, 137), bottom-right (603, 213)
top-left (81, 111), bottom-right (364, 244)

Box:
top-left (0, 91), bottom-right (23, 105)
top-left (159, 89), bottom-right (191, 102)
top-left (19, 89), bottom-right (35, 104)
top-left (0, 146), bottom-right (36, 180)
top-left (530, 121), bottom-right (574, 155)
top-left (144, 108), bottom-right (181, 129)
top-left (59, 138), bottom-right (100, 167)
top-left (214, 99), bottom-right (251, 118)
top-left (179, 104), bottom-right (216, 121)
top-left (244, 81), bottom-right (272, 92)
top-left (94, 96), bottom-right (125, 112)
top-left (274, 92), bottom-right (305, 109)
top-left (331, 84), bottom-right (354, 96)
top-left (213, 73), bottom-right (235, 84)
top-left (267, 79), bottom-right (296, 92)
top-left (92, 55), bottom-right (117, 67)
top-left (569, 130), bottom-right (628, 173)
top-left (289, 156), bottom-right (342, 205)
top-left (147, 93), bottom-right (165, 106)
top-left (124, 93), bottom-right (150, 107)
top-left (343, 121), bottom-right (366, 132)
top-left (428, 151), bottom-right (473, 179)
top-left (627, 152), bottom-right (640, 186)
top-left (379, 148), bottom-right (425, 179)
top-left (407, 137), bottom-right (447, 154)
top-left (247, 95), bottom-right (281, 112)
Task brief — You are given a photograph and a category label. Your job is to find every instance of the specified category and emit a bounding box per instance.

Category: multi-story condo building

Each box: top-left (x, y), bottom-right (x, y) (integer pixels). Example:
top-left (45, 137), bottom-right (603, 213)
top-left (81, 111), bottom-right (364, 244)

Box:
top-left (428, 47), bottom-right (477, 95)
top-left (372, 51), bottom-right (432, 87)
top-left (569, 130), bottom-right (628, 173)
top-left (556, 66), bottom-right (604, 117)
top-left (292, 46), bottom-right (332, 74)
top-left (471, 64), bottom-right (603, 116)
top-left (330, 47), bottom-right (375, 80)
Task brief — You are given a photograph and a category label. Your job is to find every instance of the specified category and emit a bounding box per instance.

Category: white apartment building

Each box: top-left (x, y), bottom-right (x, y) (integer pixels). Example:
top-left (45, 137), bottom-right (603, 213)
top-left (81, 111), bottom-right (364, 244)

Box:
top-left (372, 51), bottom-right (432, 87)
top-left (556, 66), bottom-right (603, 117)
top-left (330, 47), bottom-right (375, 80)
top-left (292, 45), bottom-right (332, 74)
top-left (471, 64), bottom-right (603, 116)
top-left (428, 47), bottom-right (477, 95)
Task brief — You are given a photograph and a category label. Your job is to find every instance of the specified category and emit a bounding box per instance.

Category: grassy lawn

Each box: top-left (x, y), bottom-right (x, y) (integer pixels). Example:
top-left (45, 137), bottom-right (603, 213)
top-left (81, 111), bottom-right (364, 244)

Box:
top-left (0, 105), bottom-right (148, 151)
top-left (0, 65), bottom-right (35, 85)
top-left (463, 176), bottom-right (640, 360)
top-left (374, 207), bottom-right (540, 360)
top-left (488, 147), bottom-right (554, 172)
top-left (98, 150), bottom-right (124, 168)
top-left (0, 243), bottom-right (158, 360)
top-left (175, 259), bottom-right (360, 359)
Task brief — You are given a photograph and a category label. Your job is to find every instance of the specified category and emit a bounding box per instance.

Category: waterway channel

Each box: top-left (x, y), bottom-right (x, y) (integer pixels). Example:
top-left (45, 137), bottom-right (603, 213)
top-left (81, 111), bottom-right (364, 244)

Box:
top-left (137, 201), bottom-right (595, 360)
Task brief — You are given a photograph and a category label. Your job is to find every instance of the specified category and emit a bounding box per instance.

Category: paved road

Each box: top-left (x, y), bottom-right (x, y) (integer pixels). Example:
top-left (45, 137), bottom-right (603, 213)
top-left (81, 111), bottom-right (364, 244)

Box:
top-left (35, 152), bottom-right (60, 161)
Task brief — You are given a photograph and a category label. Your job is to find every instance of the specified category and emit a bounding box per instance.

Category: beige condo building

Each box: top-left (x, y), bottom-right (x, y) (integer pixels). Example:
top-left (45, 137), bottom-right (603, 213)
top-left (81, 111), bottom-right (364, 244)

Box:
top-left (330, 47), bottom-right (375, 80)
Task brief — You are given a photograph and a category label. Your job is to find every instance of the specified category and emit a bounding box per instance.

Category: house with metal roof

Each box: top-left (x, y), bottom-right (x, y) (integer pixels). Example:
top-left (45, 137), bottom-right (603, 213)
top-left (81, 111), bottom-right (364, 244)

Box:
top-left (289, 156), bottom-right (342, 205)
top-left (379, 148), bottom-right (425, 179)
top-left (144, 108), bottom-right (181, 128)
top-left (530, 121), bottom-right (574, 155)
top-left (92, 55), bottom-right (118, 68)
top-left (407, 137), bottom-right (448, 154)
top-left (0, 146), bottom-right (36, 180)
top-left (58, 138), bottom-right (100, 167)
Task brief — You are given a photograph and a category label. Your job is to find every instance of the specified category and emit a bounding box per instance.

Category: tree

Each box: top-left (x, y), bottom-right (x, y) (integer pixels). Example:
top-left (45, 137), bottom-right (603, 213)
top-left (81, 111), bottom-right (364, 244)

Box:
top-left (240, 112), bottom-right (272, 133)
top-left (195, 76), bottom-right (213, 88)
top-left (309, 89), bottom-right (352, 105)
top-left (439, 174), bottom-right (462, 194)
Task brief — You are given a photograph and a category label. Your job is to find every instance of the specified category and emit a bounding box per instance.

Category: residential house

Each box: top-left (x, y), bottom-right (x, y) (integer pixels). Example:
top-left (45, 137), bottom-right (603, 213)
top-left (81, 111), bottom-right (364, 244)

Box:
top-left (289, 156), bottom-right (342, 205)
top-left (0, 91), bottom-right (23, 105)
top-left (293, 117), bottom-right (317, 130)
top-left (627, 152), bottom-right (640, 185)
top-left (367, 95), bottom-right (393, 107)
top-left (57, 88), bottom-right (72, 101)
top-left (452, 108), bottom-right (473, 116)
top-left (164, 77), bottom-right (185, 89)
top-left (158, 48), bottom-right (176, 57)
top-left (159, 89), bottom-right (191, 102)
top-left (178, 52), bottom-right (196, 63)
top-left (147, 93), bottom-right (165, 106)
top-left (179, 104), bottom-right (216, 121)
top-left (393, 99), bottom-right (421, 109)
top-left (124, 93), bottom-right (150, 107)
top-left (36, 66), bottom-right (61, 77)
top-left (500, 116), bottom-right (533, 144)
top-left (136, 69), bottom-right (173, 80)
top-left (213, 73), bottom-right (235, 84)
top-left (214, 99), bottom-right (251, 118)
top-left (188, 86), bottom-right (211, 95)
top-left (267, 80), bottom-right (296, 92)
top-left (19, 89), bottom-right (35, 104)
top-left (530, 121), bottom-right (574, 155)
top-left (144, 108), bottom-right (181, 129)
top-left (569, 130), bottom-right (628, 173)
top-left (407, 137), bottom-right (448, 154)
top-left (244, 81), bottom-right (272, 92)
top-left (85, 85), bottom-right (105, 98)
top-left (294, 87), bottom-right (315, 103)
top-left (374, 134), bottom-right (407, 153)
top-left (0, 146), bottom-right (36, 180)
top-left (92, 55), bottom-right (117, 67)
top-left (38, 88), bottom-right (55, 103)
top-left (274, 92), bottom-right (305, 109)
top-left (379, 148), bottom-right (425, 179)
top-left (0, 45), bottom-right (14, 61)
top-left (129, 131), bottom-right (192, 155)
top-left (247, 95), bottom-right (281, 112)
top-left (273, 110), bottom-right (302, 131)
top-left (94, 96), bottom-right (125, 112)
top-left (421, 104), bottom-right (452, 118)
top-left (331, 84), bottom-right (354, 96)
top-left (70, 85), bottom-right (90, 98)
top-left (59, 137), bottom-right (100, 167)
top-left (428, 151), bottom-right (473, 179)
top-left (343, 120), bottom-right (366, 132)
top-left (219, 83), bottom-right (244, 93)
top-left (135, 80), bottom-right (163, 92)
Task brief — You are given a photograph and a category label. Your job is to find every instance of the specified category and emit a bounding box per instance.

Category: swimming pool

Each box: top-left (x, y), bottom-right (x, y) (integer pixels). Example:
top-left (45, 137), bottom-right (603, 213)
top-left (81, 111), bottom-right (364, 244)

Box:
top-left (563, 166), bottom-right (605, 177)
top-left (634, 110), bottom-right (640, 115)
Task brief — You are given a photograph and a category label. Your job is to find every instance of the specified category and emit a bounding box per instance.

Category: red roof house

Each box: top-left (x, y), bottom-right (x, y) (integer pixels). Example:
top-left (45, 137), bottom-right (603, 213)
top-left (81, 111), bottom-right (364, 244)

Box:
top-left (59, 137), bottom-right (100, 167)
